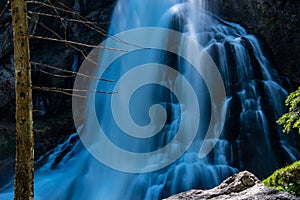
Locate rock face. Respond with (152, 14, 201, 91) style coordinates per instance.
(1, 0, 298, 120)
(0, 0, 116, 187)
(0, 56, 14, 119)
(165, 171, 298, 200)
(0, 0, 116, 120)
(0, 125, 15, 188)
(0, 0, 298, 189)
(219, 0, 300, 84)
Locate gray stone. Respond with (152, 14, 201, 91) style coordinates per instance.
(165, 171, 298, 200)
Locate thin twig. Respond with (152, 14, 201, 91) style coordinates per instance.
(31, 61, 113, 82)
(35, 69, 75, 78)
(55, 0, 109, 35)
(27, 16, 100, 66)
(28, 16, 62, 39)
(0, 0, 10, 17)
(29, 35, 128, 52)
(26, 1, 79, 15)
(46, 0, 68, 42)
(28, 11, 109, 25)
(32, 85, 87, 98)
(27, 1, 142, 49)
(32, 86, 117, 94)
(51, 0, 141, 49)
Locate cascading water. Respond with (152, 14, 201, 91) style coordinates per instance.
(1, 0, 300, 199)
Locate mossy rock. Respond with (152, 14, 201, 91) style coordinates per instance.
(263, 160, 300, 196)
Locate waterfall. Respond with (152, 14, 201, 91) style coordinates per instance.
(1, 0, 300, 199)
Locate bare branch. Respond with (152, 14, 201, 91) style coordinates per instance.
(27, 16, 101, 66)
(46, 0, 68, 41)
(26, 1, 80, 15)
(28, 11, 109, 25)
(0, 0, 10, 17)
(28, 15, 62, 39)
(27, 1, 141, 50)
(31, 61, 113, 82)
(29, 35, 128, 52)
(35, 69, 75, 78)
(33, 109, 45, 113)
(32, 86, 117, 96)
(56, 0, 110, 27)
(32, 86, 87, 98)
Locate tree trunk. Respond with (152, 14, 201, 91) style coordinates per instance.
(11, 0, 34, 199)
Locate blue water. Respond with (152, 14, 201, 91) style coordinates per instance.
(1, 0, 299, 199)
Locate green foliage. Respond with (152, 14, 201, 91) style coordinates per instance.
(277, 86, 300, 133)
(263, 160, 300, 196)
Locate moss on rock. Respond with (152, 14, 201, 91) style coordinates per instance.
(263, 160, 300, 196)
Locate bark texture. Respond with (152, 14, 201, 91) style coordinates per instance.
(11, 0, 34, 199)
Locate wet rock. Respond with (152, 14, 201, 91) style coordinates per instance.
(0, 0, 115, 187)
(0, 125, 15, 187)
(219, 0, 300, 85)
(0, 57, 15, 119)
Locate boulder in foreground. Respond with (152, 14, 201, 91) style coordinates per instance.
(165, 171, 298, 200)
